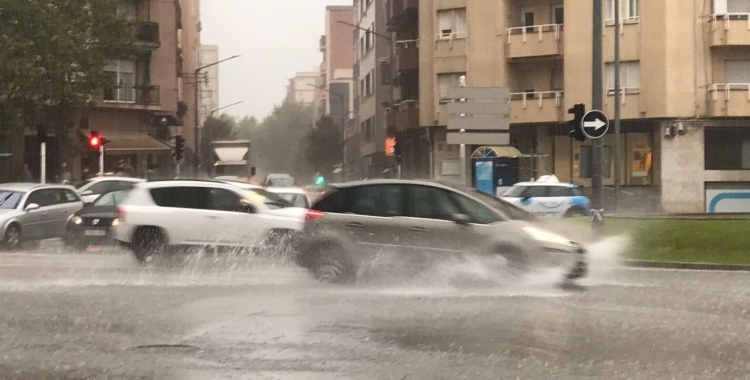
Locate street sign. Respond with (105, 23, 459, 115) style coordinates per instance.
(581, 110, 609, 139)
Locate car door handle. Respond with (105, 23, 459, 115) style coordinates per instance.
(408, 227, 426, 233)
(345, 222, 364, 228)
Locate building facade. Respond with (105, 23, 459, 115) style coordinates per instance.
(200, 44, 220, 117)
(287, 71, 319, 105)
(353, 0, 393, 178)
(410, 0, 750, 213)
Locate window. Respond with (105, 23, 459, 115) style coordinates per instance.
(521, 7, 535, 27)
(448, 192, 502, 224)
(552, 5, 564, 24)
(360, 79, 365, 101)
(365, 23, 375, 52)
(705, 127, 750, 170)
(93, 190, 128, 206)
(0, 191, 24, 210)
(521, 186, 548, 198)
(727, 0, 750, 13)
(313, 187, 349, 213)
(208, 188, 244, 212)
(62, 189, 80, 203)
(578, 145, 613, 179)
(606, 61, 640, 91)
(25, 189, 64, 208)
(725, 61, 750, 83)
(362, 117, 374, 141)
(437, 8, 467, 39)
(275, 193, 310, 208)
(150, 187, 209, 209)
(552, 66, 565, 91)
(548, 186, 583, 197)
(104, 60, 136, 102)
(437, 72, 466, 101)
(360, 36, 366, 57)
(244, 188, 289, 209)
(606, 0, 639, 20)
(408, 185, 461, 221)
(364, 72, 373, 97)
(348, 185, 406, 217)
(441, 182, 532, 222)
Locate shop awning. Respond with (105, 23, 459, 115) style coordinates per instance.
(81, 131, 171, 152)
(471, 146, 523, 158)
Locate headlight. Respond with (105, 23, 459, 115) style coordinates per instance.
(111, 219, 119, 226)
(72, 216, 83, 225)
(522, 226, 572, 246)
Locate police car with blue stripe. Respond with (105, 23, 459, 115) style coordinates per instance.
(500, 175, 590, 219)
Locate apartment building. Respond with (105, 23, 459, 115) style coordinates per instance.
(387, 0, 421, 178)
(66, 0, 199, 180)
(314, 6, 356, 179)
(353, 0, 393, 178)
(287, 71, 319, 105)
(415, 0, 750, 213)
(200, 44, 220, 116)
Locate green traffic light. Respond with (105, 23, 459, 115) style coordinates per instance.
(315, 176, 325, 186)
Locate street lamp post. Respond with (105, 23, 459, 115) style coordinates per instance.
(193, 55, 240, 175)
(309, 84, 347, 180)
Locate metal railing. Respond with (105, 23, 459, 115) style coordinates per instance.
(711, 12, 750, 30)
(709, 83, 750, 101)
(507, 24, 562, 43)
(605, 87, 639, 104)
(103, 84, 160, 105)
(509, 91, 564, 108)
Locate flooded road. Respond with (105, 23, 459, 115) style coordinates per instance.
(0, 245, 749, 380)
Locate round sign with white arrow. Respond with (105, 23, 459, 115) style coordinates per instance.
(581, 110, 610, 140)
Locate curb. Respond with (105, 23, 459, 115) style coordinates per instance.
(623, 260, 750, 272)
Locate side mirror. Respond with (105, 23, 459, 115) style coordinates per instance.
(25, 203, 40, 212)
(449, 213, 472, 226)
(251, 166, 257, 176)
(80, 190, 94, 196)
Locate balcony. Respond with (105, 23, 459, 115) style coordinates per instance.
(389, 0, 418, 35)
(393, 100, 419, 131)
(708, 83, 750, 117)
(99, 84, 161, 110)
(509, 91, 564, 123)
(506, 24, 564, 60)
(136, 22, 160, 49)
(395, 40, 419, 72)
(709, 14, 750, 47)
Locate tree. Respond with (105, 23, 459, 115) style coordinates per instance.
(0, 0, 139, 148)
(306, 115, 344, 174)
(234, 116, 259, 140)
(201, 113, 237, 165)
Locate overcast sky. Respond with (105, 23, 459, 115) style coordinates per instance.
(201, 0, 351, 120)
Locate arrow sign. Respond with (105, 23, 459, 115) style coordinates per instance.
(581, 110, 610, 139)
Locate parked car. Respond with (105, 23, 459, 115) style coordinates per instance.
(500, 175, 590, 219)
(266, 187, 311, 209)
(77, 177, 145, 203)
(64, 189, 130, 251)
(0, 183, 84, 249)
(263, 173, 295, 187)
(295, 179, 587, 284)
(304, 185, 327, 202)
(114, 180, 308, 262)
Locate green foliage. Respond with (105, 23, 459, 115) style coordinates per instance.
(0, 0, 138, 137)
(306, 115, 344, 174)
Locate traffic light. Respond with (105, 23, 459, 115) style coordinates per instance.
(568, 103, 586, 142)
(315, 173, 325, 186)
(87, 131, 102, 151)
(173, 135, 185, 161)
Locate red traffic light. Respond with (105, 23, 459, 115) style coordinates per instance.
(88, 132, 102, 150)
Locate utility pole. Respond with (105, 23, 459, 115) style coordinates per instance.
(613, 0, 622, 211)
(37, 125, 46, 183)
(458, 75, 467, 185)
(99, 145, 104, 175)
(591, 0, 605, 237)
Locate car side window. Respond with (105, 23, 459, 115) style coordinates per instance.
(62, 189, 80, 203)
(548, 187, 571, 197)
(88, 181, 114, 194)
(25, 190, 45, 208)
(208, 188, 244, 212)
(150, 187, 209, 209)
(448, 192, 502, 225)
(408, 185, 461, 221)
(522, 186, 547, 198)
(25, 189, 64, 208)
(313, 188, 348, 213)
(347, 185, 405, 217)
(112, 181, 136, 191)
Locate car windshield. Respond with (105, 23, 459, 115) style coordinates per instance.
(0, 191, 24, 210)
(274, 193, 309, 208)
(244, 188, 292, 209)
(502, 185, 527, 197)
(440, 182, 535, 221)
(77, 179, 94, 189)
(92, 190, 129, 206)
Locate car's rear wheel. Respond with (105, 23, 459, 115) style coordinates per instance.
(3, 224, 21, 250)
(310, 247, 354, 284)
(131, 227, 167, 263)
(564, 207, 588, 218)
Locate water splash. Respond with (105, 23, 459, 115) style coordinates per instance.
(578, 234, 630, 287)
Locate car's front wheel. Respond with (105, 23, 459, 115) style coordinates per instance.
(131, 227, 168, 263)
(310, 247, 354, 284)
(3, 224, 21, 250)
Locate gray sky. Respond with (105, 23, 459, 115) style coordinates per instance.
(201, 0, 351, 120)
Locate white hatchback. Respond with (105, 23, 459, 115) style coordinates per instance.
(114, 180, 307, 262)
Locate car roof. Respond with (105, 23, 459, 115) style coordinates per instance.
(266, 187, 306, 194)
(135, 179, 243, 189)
(0, 183, 76, 192)
(220, 180, 262, 189)
(512, 182, 577, 187)
(327, 179, 466, 191)
(86, 176, 145, 183)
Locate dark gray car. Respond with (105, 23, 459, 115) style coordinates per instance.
(295, 179, 587, 284)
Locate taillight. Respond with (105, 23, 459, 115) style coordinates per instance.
(115, 206, 126, 223)
(305, 209, 324, 222)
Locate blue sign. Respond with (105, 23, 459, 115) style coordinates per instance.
(474, 160, 494, 195)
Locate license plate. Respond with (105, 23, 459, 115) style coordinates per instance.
(84, 230, 107, 237)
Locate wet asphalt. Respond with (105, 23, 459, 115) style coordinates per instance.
(0, 242, 749, 380)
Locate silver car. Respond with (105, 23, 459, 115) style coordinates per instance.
(0, 183, 84, 249)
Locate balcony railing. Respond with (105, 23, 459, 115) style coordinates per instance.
(509, 91, 563, 123)
(506, 24, 563, 59)
(395, 39, 419, 72)
(136, 22, 160, 46)
(708, 83, 750, 116)
(103, 84, 160, 105)
(710, 13, 750, 46)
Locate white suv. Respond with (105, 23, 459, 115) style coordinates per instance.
(114, 180, 307, 262)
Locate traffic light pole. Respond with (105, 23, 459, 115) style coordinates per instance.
(591, 0, 605, 238)
(40, 142, 46, 183)
(99, 146, 104, 175)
